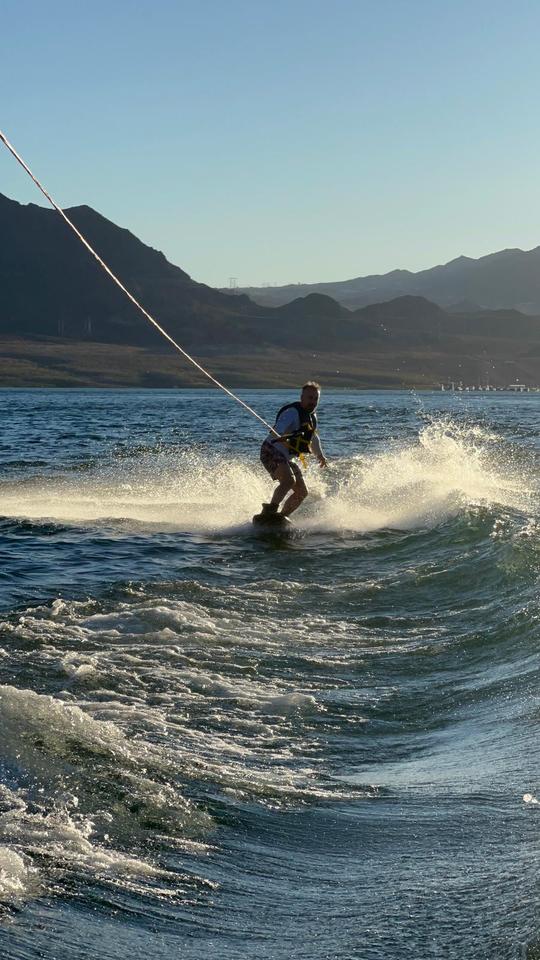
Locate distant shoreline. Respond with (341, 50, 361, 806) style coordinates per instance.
(1, 337, 537, 392)
(1, 386, 539, 394)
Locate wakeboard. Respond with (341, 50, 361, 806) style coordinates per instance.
(252, 511, 293, 530)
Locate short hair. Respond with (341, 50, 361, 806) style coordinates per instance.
(302, 381, 321, 392)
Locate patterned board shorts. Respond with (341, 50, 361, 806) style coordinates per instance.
(260, 440, 302, 481)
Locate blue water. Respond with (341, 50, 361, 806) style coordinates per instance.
(0, 388, 539, 959)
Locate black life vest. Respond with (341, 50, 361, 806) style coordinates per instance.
(272, 402, 317, 456)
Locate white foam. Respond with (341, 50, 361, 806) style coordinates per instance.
(0, 847, 39, 903)
(0, 683, 214, 905)
(263, 692, 318, 715)
(0, 583, 362, 814)
(0, 684, 210, 825)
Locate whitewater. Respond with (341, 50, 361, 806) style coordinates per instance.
(0, 387, 539, 960)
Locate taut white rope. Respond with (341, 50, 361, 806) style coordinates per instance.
(0, 128, 276, 435)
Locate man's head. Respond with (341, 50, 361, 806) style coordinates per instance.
(300, 381, 321, 412)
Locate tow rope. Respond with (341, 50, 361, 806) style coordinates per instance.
(0, 127, 278, 436)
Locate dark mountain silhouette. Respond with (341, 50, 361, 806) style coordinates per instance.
(275, 293, 348, 320)
(2, 192, 540, 387)
(228, 246, 540, 314)
(0, 192, 256, 346)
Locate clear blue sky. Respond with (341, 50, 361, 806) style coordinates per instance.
(2, 0, 540, 287)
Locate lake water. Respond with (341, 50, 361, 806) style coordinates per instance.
(0, 388, 539, 959)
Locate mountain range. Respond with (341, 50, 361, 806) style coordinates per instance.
(1, 191, 540, 388)
(226, 247, 540, 314)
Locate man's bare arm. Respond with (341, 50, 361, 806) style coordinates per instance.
(311, 433, 328, 467)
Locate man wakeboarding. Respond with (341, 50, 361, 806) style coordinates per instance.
(254, 381, 328, 525)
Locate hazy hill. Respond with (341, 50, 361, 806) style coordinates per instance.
(228, 246, 540, 313)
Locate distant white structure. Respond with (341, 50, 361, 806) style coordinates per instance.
(440, 380, 538, 392)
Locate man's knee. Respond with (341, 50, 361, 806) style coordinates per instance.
(275, 465, 295, 491)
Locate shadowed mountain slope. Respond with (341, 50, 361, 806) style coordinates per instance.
(0, 192, 254, 345)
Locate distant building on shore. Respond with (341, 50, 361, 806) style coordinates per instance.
(440, 381, 537, 393)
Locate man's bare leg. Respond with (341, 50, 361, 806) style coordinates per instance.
(280, 476, 308, 517)
(270, 462, 295, 508)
